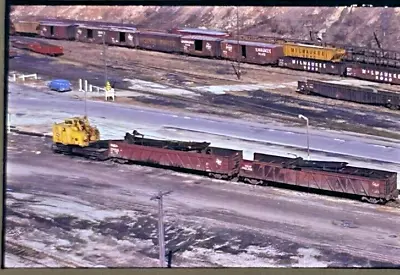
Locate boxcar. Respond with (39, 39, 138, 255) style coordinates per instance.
(136, 31, 182, 53)
(346, 63, 400, 85)
(283, 42, 346, 62)
(103, 26, 137, 47)
(180, 35, 222, 58)
(39, 21, 78, 40)
(239, 153, 398, 203)
(13, 21, 40, 36)
(108, 140, 243, 179)
(75, 25, 108, 44)
(278, 57, 346, 76)
(171, 27, 230, 38)
(221, 40, 283, 65)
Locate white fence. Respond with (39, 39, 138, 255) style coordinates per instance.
(9, 73, 38, 82)
(79, 79, 115, 101)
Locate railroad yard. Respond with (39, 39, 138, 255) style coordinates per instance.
(5, 13, 400, 268)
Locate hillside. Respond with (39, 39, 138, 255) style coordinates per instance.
(10, 5, 400, 51)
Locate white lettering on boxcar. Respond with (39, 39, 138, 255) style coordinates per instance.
(216, 159, 222, 166)
(77, 29, 82, 35)
(226, 44, 233, 51)
(181, 40, 195, 44)
(42, 27, 47, 32)
(206, 42, 212, 51)
(128, 34, 133, 41)
(255, 48, 272, 54)
(242, 164, 253, 171)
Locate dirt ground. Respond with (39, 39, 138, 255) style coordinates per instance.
(9, 37, 400, 140)
(5, 133, 400, 267)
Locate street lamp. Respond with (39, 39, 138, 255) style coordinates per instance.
(298, 114, 310, 160)
(151, 190, 173, 268)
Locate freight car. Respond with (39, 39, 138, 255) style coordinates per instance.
(278, 57, 347, 76)
(51, 117, 399, 204)
(136, 31, 182, 53)
(12, 20, 40, 36)
(11, 38, 64, 56)
(39, 21, 78, 40)
(283, 42, 346, 62)
(346, 63, 400, 86)
(240, 153, 398, 204)
(181, 35, 222, 58)
(221, 40, 284, 65)
(297, 79, 400, 110)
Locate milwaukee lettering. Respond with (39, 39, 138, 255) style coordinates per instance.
(255, 48, 272, 54)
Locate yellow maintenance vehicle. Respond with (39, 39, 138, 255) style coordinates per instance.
(51, 116, 108, 160)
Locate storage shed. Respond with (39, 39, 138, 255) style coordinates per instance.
(221, 40, 284, 65)
(180, 35, 222, 58)
(39, 21, 78, 40)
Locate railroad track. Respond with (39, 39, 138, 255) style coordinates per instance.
(6, 239, 83, 268)
(7, 129, 400, 209)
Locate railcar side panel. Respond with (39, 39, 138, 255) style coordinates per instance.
(278, 57, 346, 76)
(137, 32, 182, 53)
(108, 141, 242, 177)
(181, 35, 222, 58)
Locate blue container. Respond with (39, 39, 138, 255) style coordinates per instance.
(48, 79, 72, 92)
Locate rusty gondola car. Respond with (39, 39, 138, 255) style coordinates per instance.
(239, 153, 398, 204)
(11, 38, 64, 56)
(108, 133, 243, 180)
(297, 79, 400, 110)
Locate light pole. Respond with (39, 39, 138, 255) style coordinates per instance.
(298, 114, 310, 160)
(150, 190, 173, 268)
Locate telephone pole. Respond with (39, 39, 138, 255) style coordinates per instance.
(102, 33, 108, 86)
(150, 190, 173, 268)
(236, 6, 241, 80)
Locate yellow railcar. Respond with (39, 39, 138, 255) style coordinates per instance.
(283, 42, 346, 62)
(13, 20, 41, 36)
(52, 116, 100, 147)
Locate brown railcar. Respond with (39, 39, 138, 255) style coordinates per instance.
(239, 153, 398, 203)
(108, 140, 243, 179)
(346, 63, 400, 85)
(221, 40, 283, 65)
(181, 35, 222, 58)
(278, 57, 346, 76)
(39, 21, 78, 40)
(136, 31, 182, 53)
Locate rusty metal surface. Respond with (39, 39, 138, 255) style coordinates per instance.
(239, 154, 398, 200)
(75, 26, 106, 44)
(302, 79, 400, 109)
(346, 63, 400, 85)
(13, 21, 40, 35)
(11, 38, 63, 56)
(278, 57, 346, 76)
(221, 40, 283, 65)
(137, 31, 182, 53)
(108, 140, 242, 177)
(39, 22, 77, 40)
(104, 30, 137, 47)
(181, 35, 222, 58)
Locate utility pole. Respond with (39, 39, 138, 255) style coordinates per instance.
(236, 6, 241, 80)
(103, 33, 108, 86)
(150, 190, 173, 268)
